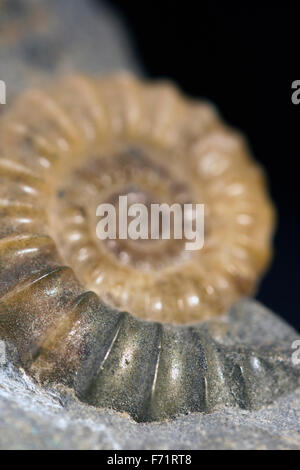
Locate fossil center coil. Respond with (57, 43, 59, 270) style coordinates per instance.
(0, 74, 275, 324)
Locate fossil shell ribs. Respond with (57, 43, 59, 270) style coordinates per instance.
(0, 74, 286, 423)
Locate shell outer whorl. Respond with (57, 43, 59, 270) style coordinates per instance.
(0, 74, 296, 423)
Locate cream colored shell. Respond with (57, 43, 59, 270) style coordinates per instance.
(0, 74, 275, 324)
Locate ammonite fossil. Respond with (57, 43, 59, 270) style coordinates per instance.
(0, 74, 298, 422)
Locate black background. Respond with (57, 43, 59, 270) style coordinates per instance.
(101, 2, 300, 330)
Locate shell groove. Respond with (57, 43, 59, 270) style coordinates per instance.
(0, 74, 296, 422)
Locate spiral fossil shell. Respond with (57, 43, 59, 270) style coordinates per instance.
(0, 73, 295, 423)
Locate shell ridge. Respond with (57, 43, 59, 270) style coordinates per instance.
(193, 327, 238, 411)
(28, 90, 80, 141)
(0, 265, 69, 303)
(93, 311, 127, 376)
(79, 311, 128, 400)
(149, 323, 163, 401)
(29, 291, 100, 377)
(69, 76, 109, 130)
(0, 234, 54, 252)
(1, 119, 59, 160)
(16, 90, 81, 151)
(0, 157, 43, 180)
(0, 233, 49, 247)
(0, 199, 42, 210)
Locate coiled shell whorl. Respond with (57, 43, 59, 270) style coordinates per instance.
(0, 74, 294, 423)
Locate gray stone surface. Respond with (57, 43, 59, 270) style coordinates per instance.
(0, 300, 300, 450)
(0, 0, 141, 99)
(0, 362, 300, 450)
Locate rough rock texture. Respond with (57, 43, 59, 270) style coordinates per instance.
(0, 300, 299, 450)
(0, 363, 300, 450)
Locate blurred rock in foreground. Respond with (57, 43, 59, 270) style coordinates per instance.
(0, 0, 140, 99)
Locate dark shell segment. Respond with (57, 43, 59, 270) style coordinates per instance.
(0, 232, 299, 422)
(2, 280, 298, 423)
